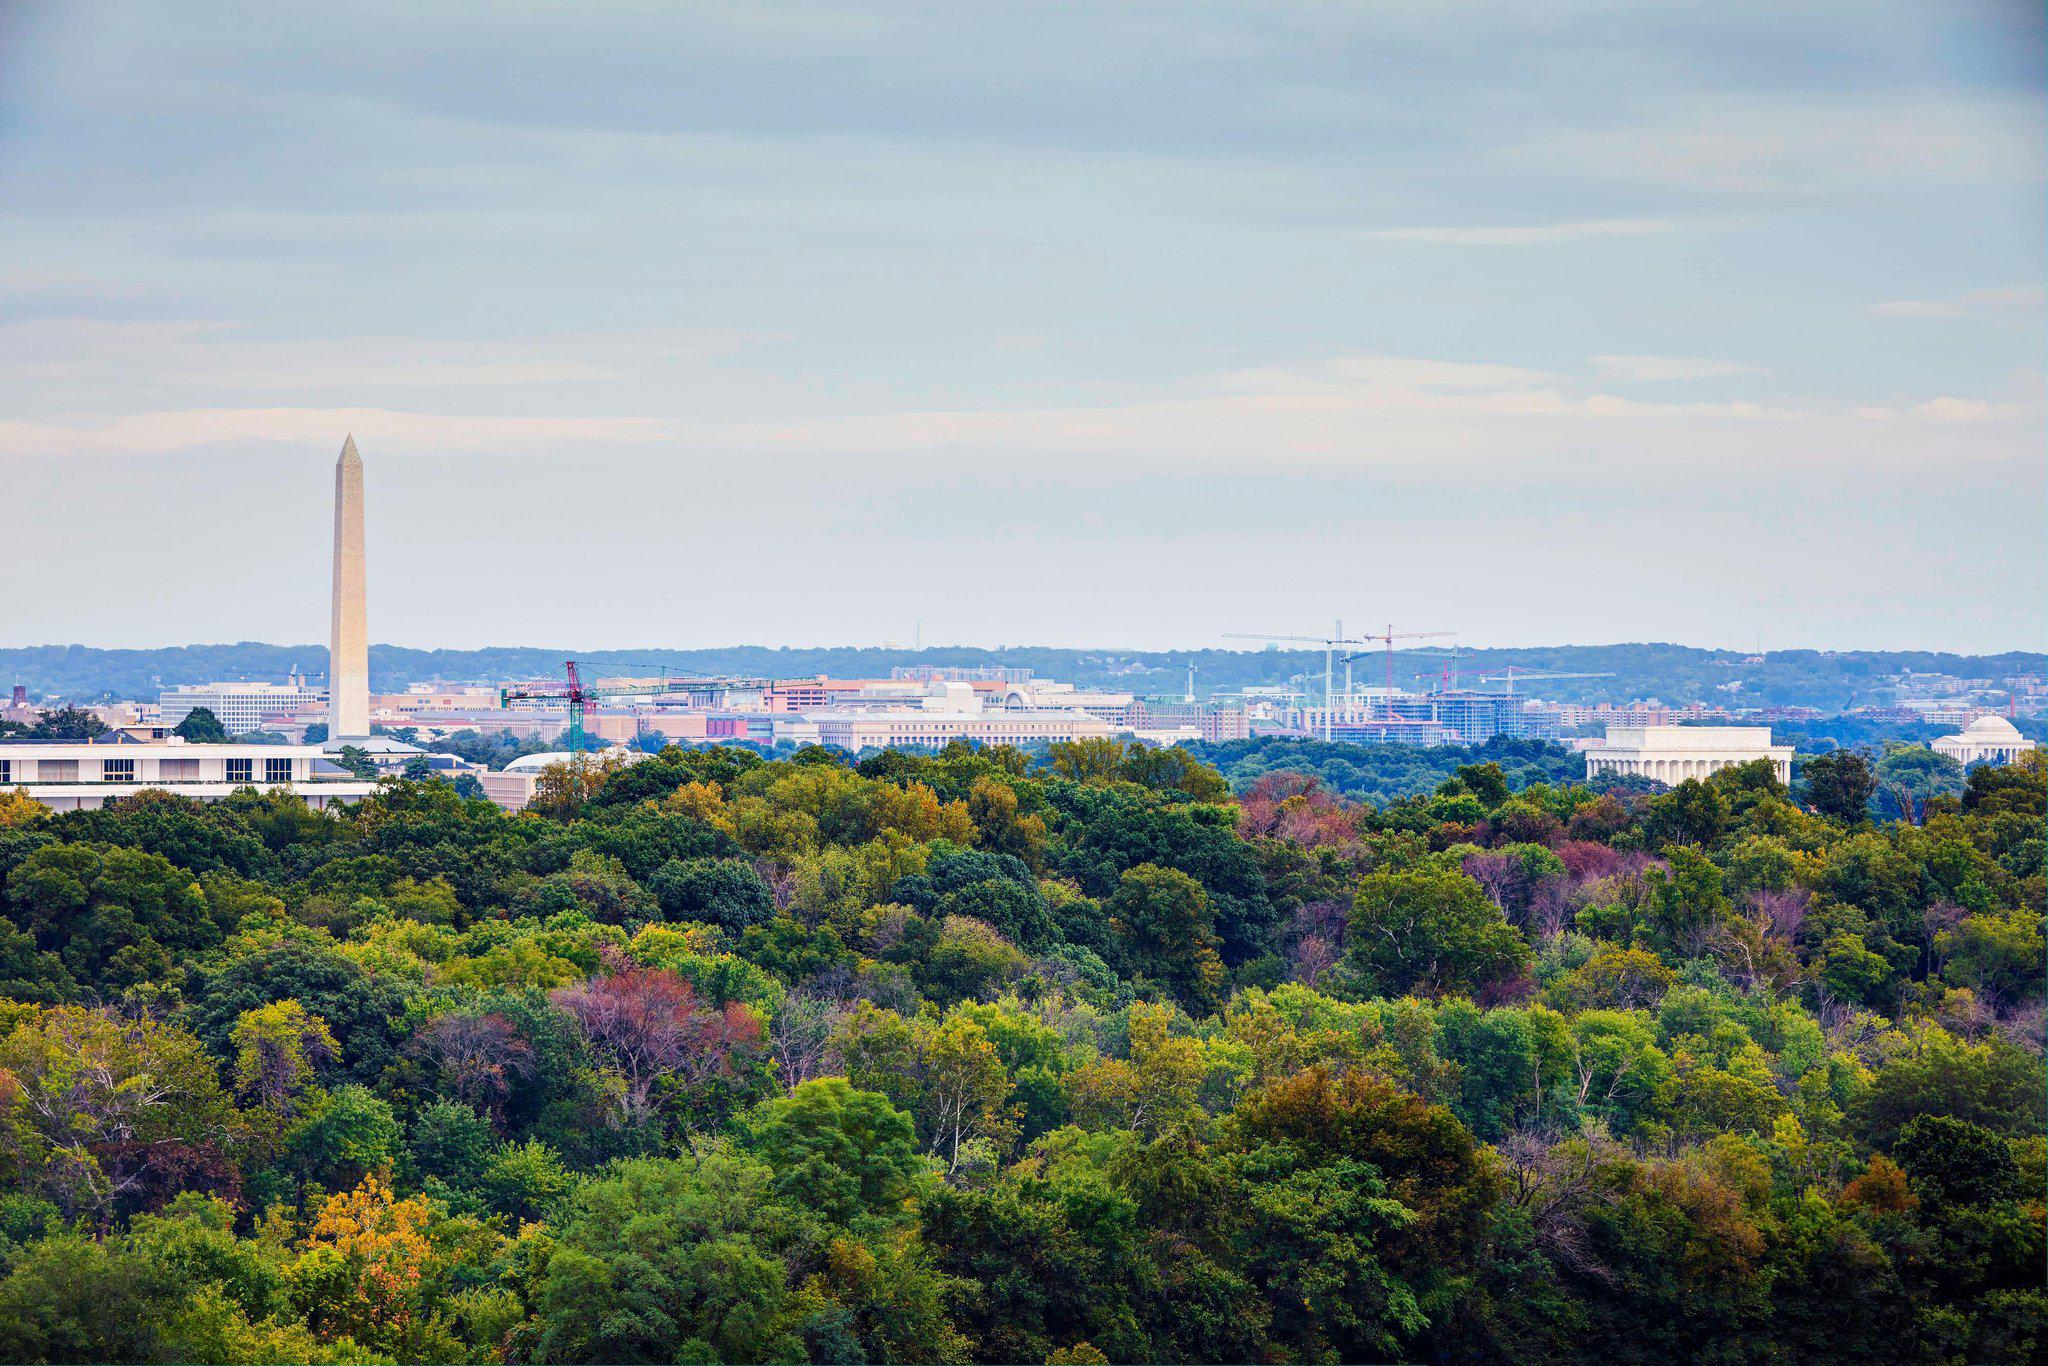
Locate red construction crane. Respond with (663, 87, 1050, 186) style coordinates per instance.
(501, 662, 768, 764)
(1354, 625, 1456, 719)
(501, 660, 600, 762)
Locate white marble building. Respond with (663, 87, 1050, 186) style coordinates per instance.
(0, 738, 378, 812)
(1932, 715, 2037, 767)
(1583, 725, 1793, 787)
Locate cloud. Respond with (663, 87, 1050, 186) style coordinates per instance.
(1528, 94, 2041, 196)
(1363, 218, 1679, 245)
(0, 318, 779, 405)
(677, 351, 2034, 478)
(0, 407, 668, 459)
(1863, 286, 2047, 320)
(1591, 355, 1764, 383)
(7, 348, 2033, 479)
(1906, 397, 2020, 424)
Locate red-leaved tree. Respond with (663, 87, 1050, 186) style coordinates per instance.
(551, 953, 762, 1124)
(411, 1011, 534, 1119)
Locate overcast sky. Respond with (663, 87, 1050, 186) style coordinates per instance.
(1, 1, 2041, 654)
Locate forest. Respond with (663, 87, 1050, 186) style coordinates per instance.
(0, 738, 2038, 1364)
(1182, 736, 1585, 803)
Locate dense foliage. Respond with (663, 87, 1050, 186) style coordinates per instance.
(1185, 736, 1583, 802)
(0, 738, 2039, 1363)
(5, 642, 2044, 710)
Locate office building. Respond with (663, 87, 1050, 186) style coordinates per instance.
(161, 676, 324, 735)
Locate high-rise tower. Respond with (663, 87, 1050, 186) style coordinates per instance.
(328, 435, 370, 741)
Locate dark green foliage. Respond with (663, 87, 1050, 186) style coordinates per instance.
(648, 857, 774, 929)
(1187, 735, 1581, 803)
(3, 842, 227, 989)
(1342, 866, 1529, 998)
(181, 934, 415, 1082)
(742, 1079, 921, 1225)
(1800, 748, 1878, 822)
(171, 707, 229, 743)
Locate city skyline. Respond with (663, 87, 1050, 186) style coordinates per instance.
(2, 2, 2042, 654)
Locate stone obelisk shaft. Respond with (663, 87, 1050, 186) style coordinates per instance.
(329, 435, 370, 740)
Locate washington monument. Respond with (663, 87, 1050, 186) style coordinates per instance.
(329, 435, 370, 741)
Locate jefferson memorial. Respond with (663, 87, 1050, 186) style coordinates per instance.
(1932, 715, 2037, 767)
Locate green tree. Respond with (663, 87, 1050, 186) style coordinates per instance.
(283, 1084, 401, 1191)
(229, 999, 338, 1113)
(1644, 779, 1731, 847)
(743, 1078, 922, 1225)
(172, 707, 230, 743)
(1874, 743, 1962, 824)
(646, 857, 774, 930)
(1107, 864, 1225, 1012)
(332, 746, 378, 780)
(0, 1007, 242, 1224)
(403, 1101, 497, 1194)
(0, 1234, 192, 1362)
(23, 706, 108, 740)
(4, 842, 224, 990)
(1892, 1114, 2022, 1207)
(1960, 749, 2046, 818)
(1800, 749, 1877, 822)
(528, 1150, 806, 1364)
(1342, 867, 1530, 998)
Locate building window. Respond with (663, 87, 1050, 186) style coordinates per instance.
(265, 758, 293, 783)
(102, 759, 135, 782)
(0, 760, 9, 784)
(226, 759, 253, 783)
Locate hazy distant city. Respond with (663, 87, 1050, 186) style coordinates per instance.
(1, 6, 2040, 1364)
(3, 436, 2039, 817)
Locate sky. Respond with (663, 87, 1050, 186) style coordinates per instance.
(0, 0, 2042, 654)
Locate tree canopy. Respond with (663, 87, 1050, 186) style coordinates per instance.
(0, 737, 2037, 1363)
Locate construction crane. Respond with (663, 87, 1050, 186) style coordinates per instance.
(1340, 644, 1459, 714)
(1224, 622, 1369, 741)
(1476, 667, 1616, 696)
(501, 661, 765, 763)
(1351, 625, 1456, 720)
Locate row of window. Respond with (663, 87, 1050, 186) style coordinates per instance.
(93, 758, 294, 783)
(0, 757, 301, 786)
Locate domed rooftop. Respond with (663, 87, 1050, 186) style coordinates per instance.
(1961, 715, 2022, 739)
(502, 747, 644, 773)
(503, 750, 580, 772)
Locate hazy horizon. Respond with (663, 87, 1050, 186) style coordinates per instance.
(3, 2, 2042, 654)
(6, 637, 2043, 664)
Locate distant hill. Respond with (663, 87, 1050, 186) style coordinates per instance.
(2, 641, 2041, 711)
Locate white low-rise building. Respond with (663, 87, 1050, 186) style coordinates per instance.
(1583, 725, 1792, 787)
(1932, 715, 2037, 767)
(0, 738, 378, 811)
(808, 708, 1115, 752)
